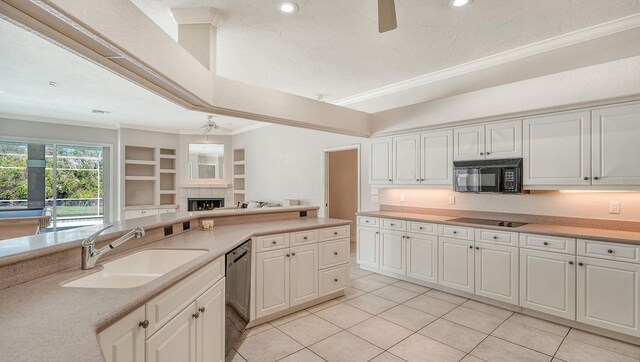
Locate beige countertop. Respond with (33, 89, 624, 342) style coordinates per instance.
(0, 216, 349, 362)
(357, 210, 640, 245)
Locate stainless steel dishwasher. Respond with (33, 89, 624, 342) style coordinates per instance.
(225, 239, 252, 357)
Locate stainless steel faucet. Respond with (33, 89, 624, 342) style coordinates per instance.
(81, 225, 145, 269)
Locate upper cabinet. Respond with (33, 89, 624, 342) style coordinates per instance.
(523, 111, 591, 186)
(370, 138, 393, 184)
(592, 103, 640, 185)
(454, 120, 522, 161)
(421, 130, 453, 185)
(393, 135, 420, 185)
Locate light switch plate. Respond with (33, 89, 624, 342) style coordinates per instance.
(609, 200, 620, 214)
(449, 195, 455, 205)
(400, 194, 405, 202)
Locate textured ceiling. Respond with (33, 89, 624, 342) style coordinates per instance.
(0, 18, 262, 133)
(131, 0, 640, 104)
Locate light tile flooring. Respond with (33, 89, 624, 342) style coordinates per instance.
(229, 245, 640, 362)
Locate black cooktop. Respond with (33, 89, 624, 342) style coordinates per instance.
(450, 218, 528, 228)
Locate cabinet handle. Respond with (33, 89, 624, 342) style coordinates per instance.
(480, 152, 484, 155)
(578, 262, 584, 266)
(493, 236, 498, 240)
(419, 227, 424, 230)
(475, 246, 480, 250)
(365, 220, 369, 223)
(388, 179, 392, 182)
(416, 179, 420, 182)
(334, 278, 339, 282)
(406, 236, 410, 240)
(303, 236, 308, 240)
(286, 253, 290, 257)
(594, 176, 600, 180)
(376, 232, 379, 235)
(568, 261, 574, 265)
(469, 246, 473, 249)
(334, 251, 338, 255)
(608, 249, 613, 254)
(452, 231, 457, 234)
(199, 307, 206, 314)
(390, 223, 395, 226)
(334, 231, 339, 235)
(421, 179, 425, 181)
(272, 240, 277, 244)
(139, 320, 149, 329)
(486, 152, 491, 155)
(543, 242, 549, 246)
(291, 252, 296, 256)
(192, 311, 200, 319)
(583, 177, 589, 180)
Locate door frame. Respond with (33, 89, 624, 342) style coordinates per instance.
(322, 144, 361, 220)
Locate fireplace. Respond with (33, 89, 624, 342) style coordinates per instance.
(187, 198, 225, 211)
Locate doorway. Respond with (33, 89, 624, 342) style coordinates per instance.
(325, 146, 359, 246)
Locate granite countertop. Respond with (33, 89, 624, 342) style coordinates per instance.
(0, 216, 350, 362)
(357, 210, 640, 245)
(0, 206, 319, 265)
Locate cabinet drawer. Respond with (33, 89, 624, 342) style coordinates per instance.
(319, 225, 350, 241)
(381, 218, 406, 231)
(407, 221, 437, 235)
(291, 229, 318, 245)
(319, 265, 348, 296)
(319, 239, 350, 269)
(475, 229, 518, 246)
(578, 239, 640, 263)
(145, 257, 223, 337)
(519, 233, 575, 254)
(158, 208, 176, 214)
(125, 209, 159, 220)
(357, 216, 379, 227)
(256, 233, 290, 252)
(438, 224, 473, 241)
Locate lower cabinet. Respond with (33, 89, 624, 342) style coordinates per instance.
(98, 306, 145, 362)
(474, 242, 518, 305)
(520, 249, 575, 320)
(438, 237, 474, 293)
(357, 226, 379, 268)
(146, 302, 197, 362)
(196, 279, 225, 362)
(577, 256, 640, 337)
(289, 244, 319, 307)
(406, 233, 437, 284)
(255, 249, 290, 318)
(380, 230, 406, 275)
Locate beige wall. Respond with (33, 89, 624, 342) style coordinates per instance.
(379, 188, 640, 221)
(328, 150, 358, 239)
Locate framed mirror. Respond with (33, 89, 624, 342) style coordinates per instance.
(188, 143, 224, 180)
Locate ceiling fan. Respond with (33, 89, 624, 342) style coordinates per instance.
(378, 0, 397, 33)
(200, 115, 219, 134)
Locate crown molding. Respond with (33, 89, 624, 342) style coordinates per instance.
(231, 122, 272, 135)
(0, 112, 119, 130)
(333, 13, 640, 108)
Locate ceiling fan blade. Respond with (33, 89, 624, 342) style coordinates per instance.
(378, 0, 397, 33)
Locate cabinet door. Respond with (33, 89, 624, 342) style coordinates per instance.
(196, 279, 225, 362)
(146, 302, 197, 362)
(99, 306, 145, 362)
(592, 103, 640, 185)
(357, 226, 379, 268)
(485, 120, 522, 159)
(577, 256, 640, 336)
(421, 130, 453, 185)
(520, 249, 575, 320)
(523, 111, 591, 186)
(290, 244, 319, 307)
(380, 230, 406, 275)
(438, 237, 474, 293)
(474, 242, 518, 305)
(255, 249, 290, 319)
(406, 234, 437, 284)
(393, 134, 421, 184)
(370, 138, 393, 184)
(454, 125, 485, 161)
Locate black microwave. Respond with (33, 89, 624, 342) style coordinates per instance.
(453, 158, 523, 193)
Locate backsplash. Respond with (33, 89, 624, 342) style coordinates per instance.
(379, 189, 640, 222)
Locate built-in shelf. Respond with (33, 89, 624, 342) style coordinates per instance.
(233, 161, 245, 166)
(125, 159, 156, 165)
(234, 190, 245, 194)
(160, 169, 177, 173)
(234, 175, 245, 179)
(159, 155, 176, 159)
(160, 190, 177, 194)
(124, 145, 178, 210)
(233, 148, 246, 204)
(125, 176, 157, 181)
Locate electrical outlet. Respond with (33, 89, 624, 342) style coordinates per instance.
(400, 194, 405, 202)
(164, 225, 173, 236)
(449, 195, 455, 205)
(609, 200, 620, 214)
(183, 221, 190, 230)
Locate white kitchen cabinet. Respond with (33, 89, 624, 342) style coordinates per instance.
(146, 302, 197, 362)
(370, 138, 393, 184)
(454, 125, 485, 161)
(592, 103, 640, 185)
(520, 248, 575, 320)
(357, 226, 379, 268)
(523, 111, 591, 186)
(196, 280, 225, 362)
(406, 233, 437, 284)
(289, 244, 318, 307)
(438, 237, 474, 293)
(577, 256, 640, 336)
(393, 134, 421, 184)
(474, 242, 518, 305)
(380, 230, 406, 275)
(420, 130, 453, 185)
(255, 249, 290, 319)
(99, 306, 145, 362)
(125, 209, 159, 220)
(484, 120, 522, 159)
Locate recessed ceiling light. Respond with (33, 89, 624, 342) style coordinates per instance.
(277, 2, 298, 14)
(450, 0, 472, 7)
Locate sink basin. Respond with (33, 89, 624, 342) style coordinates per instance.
(63, 249, 208, 288)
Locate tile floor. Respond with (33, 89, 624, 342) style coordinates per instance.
(228, 244, 640, 362)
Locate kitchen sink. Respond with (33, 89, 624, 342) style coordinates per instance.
(63, 249, 208, 288)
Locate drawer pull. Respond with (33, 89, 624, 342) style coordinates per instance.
(578, 262, 584, 266)
(286, 253, 290, 257)
(390, 223, 395, 226)
(199, 307, 206, 314)
(453, 231, 457, 234)
(303, 236, 308, 240)
(568, 261, 574, 265)
(272, 240, 277, 245)
(493, 236, 497, 240)
(139, 320, 149, 329)
(419, 227, 424, 230)
(334, 231, 339, 235)
(365, 220, 369, 223)
(543, 242, 549, 246)
(334, 278, 339, 282)
(469, 246, 473, 249)
(192, 312, 200, 319)
(291, 252, 296, 256)
(608, 249, 613, 254)
(480, 152, 484, 155)
(583, 177, 589, 180)
(334, 251, 338, 256)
